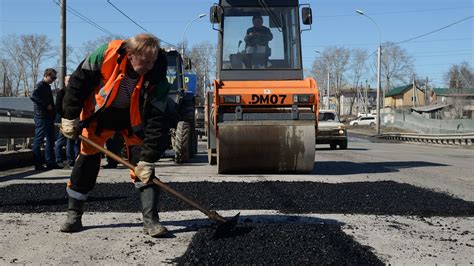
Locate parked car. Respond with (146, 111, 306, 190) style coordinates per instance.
(350, 116, 376, 127)
(316, 110, 348, 149)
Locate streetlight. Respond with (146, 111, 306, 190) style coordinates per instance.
(314, 50, 330, 110)
(181, 13, 206, 56)
(356, 9, 382, 135)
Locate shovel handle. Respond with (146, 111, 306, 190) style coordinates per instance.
(78, 135, 226, 223)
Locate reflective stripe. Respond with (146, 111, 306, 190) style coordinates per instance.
(67, 187, 88, 200)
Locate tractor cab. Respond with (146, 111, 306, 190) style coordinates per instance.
(211, 0, 312, 80)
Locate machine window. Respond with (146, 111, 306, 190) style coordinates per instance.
(221, 7, 301, 70)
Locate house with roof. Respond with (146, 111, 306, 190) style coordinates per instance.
(384, 84, 426, 109)
(430, 88, 474, 119)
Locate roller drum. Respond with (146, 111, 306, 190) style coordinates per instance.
(217, 120, 315, 174)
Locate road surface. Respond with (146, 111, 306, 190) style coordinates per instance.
(0, 135, 473, 264)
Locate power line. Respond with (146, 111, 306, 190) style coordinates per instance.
(52, 0, 114, 35)
(316, 6, 474, 19)
(106, 0, 178, 49)
(106, 0, 148, 32)
(396, 15, 474, 44)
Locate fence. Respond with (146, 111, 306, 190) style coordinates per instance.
(382, 110, 474, 134)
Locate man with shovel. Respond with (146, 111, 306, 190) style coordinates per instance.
(60, 33, 173, 237)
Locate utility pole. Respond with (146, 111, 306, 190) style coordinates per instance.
(412, 74, 416, 107)
(365, 80, 368, 113)
(425, 77, 429, 105)
(59, 0, 66, 90)
(326, 71, 330, 109)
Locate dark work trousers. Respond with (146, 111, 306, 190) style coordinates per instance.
(67, 108, 142, 197)
(32, 117, 56, 166)
(105, 132, 125, 166)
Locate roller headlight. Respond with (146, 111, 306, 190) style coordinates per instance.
(293, 94, 313, 103)
(221, 95, 241, 104)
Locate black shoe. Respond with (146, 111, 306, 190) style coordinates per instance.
(34, 165, 47, 171)
(46, 163, 62, 170)
(102, 163, 117, 169)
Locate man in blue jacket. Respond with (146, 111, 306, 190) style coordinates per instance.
(30, 68, 61, 170)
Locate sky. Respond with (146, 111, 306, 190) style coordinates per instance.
(0, 0, 473, 88)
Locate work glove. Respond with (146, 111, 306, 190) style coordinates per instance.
(60, 118, 80, 139)
(135, 161, 155, 184)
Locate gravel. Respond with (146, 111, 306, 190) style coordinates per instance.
(175, 222, 383, 265)
(1, 181, 473, 216)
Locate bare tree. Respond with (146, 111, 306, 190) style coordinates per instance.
(1, 34, 27, 96)
(444, 62, 474, 118)
(20, 34, 55, 95)
(348, 49, 368, 115)
(190, 41, 217, 101)
(315, 47, 351, 115)
(379, 42, 414, 92)
(1, 34, 55, 96)
(0, 58, 13, 96)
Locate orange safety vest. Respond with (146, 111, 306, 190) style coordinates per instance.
(80, 40, 144, 133)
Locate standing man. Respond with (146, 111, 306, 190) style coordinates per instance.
(54, 75, 76, 168)
(31, 68, 61, 170)
(60, 33, 172, 237)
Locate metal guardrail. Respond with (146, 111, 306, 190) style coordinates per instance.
(378, 132, 474, 146)
(0, 121, 36, 151)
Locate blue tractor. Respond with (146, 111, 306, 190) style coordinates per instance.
(165, 49, 198, 163)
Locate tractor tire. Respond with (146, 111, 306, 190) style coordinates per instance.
(174, 121, 190, 164)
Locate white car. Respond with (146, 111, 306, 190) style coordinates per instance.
(350, 116, 376, 127)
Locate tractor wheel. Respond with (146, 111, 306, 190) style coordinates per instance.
(174, 121, 190, 164)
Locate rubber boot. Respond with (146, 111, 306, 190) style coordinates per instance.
(139, 185, 168, 237)
(60, 197, 85, 233)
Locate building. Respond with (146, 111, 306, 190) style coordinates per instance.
(384, 84, 425, 109)
(431, 88, 474, 119)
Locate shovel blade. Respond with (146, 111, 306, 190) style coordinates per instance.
(214, 212, 240, 238)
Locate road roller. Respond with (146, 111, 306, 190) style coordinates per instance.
(207, 0, 318, 174)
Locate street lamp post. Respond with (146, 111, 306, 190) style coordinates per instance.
(181, 13, 206, 56)
(356, 9, 382, 135)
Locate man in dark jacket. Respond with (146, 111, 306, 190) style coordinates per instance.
(54, 75, 77, 167)
(243, 15, 273, 68)
(60, 33, 172, 237)
(31, 68, 61, 170)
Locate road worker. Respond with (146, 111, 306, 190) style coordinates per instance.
(60, 33, 172, 237)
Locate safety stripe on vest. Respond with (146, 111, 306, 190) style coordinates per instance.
(67, 187, 88, 200)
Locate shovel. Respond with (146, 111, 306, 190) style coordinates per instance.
(78, 135, 239, 236)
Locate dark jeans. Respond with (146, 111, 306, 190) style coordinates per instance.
(32, 117, 56, 166)
(105, 132, 124, 166)
(55, 132, 77, 165)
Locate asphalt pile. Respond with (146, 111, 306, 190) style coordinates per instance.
(1, 181, 473, 216)
(175, 222, 383, 265)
